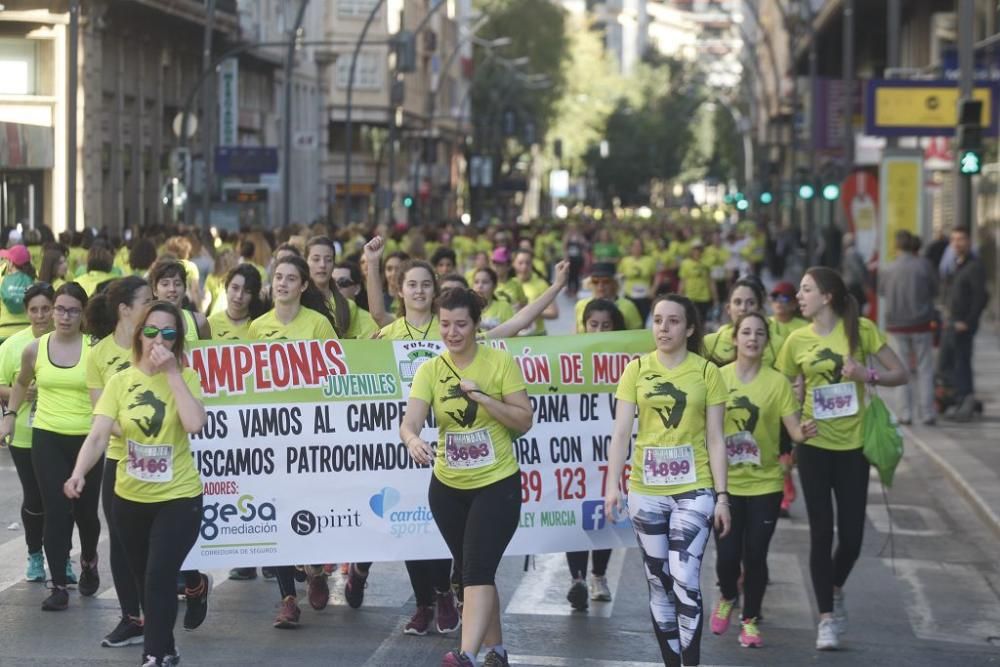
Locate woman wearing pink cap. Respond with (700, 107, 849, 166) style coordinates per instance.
(0, 245, 37, 342)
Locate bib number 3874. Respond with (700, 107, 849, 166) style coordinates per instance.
(643, 445, 697, 486)
(725, 431, 761, 466)
(126, 440, 173, 483)
(812, 382, 859, 420)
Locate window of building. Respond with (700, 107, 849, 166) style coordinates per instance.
(0, 39, 37, 95)
(338, 0, 380, 18)
(336, 52, 383, 90)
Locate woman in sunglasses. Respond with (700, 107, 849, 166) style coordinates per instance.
(332, 261, 368, 310)
(0, 283, 101, 612)
(0, 283, 55, 585)
(85, 277, 153, 647)
(65, 300, 207, 667)
(306, 236, 377, 339)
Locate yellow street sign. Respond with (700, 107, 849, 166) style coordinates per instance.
(873, 86, 992, 129)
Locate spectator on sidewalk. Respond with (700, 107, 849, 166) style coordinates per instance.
(943, 227, 989, 421)
(879, 231, 938, 425)
(841, 233, 869, 312)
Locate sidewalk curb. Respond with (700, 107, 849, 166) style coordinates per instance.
(905, 426, 1000, 541)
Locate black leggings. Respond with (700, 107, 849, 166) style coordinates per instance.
(32, 428, 103, 587)
(348, 559, 452, 608)
(9, 446, 44, 554)
(429, 472, 521, 587)
(114, 494, 201, 661)
(566, 549, 611, 579)
(102, 458, 142, 618)
(714, 492, 782, 620)
(796, 444, 869, 614)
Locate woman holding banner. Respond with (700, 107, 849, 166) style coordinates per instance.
(248, 254, 337, 627)
(65, 300, 207, 667)
(603, 294, 731, 667)
(401, 287, 533, 667)
(710, 311, 816, 649)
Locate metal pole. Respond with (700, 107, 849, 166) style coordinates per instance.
(842, 0, 855, 168)
(199, 0, 216, 231)
(283, 0, 310, 229)
(345, 0, 386, 225)
(957, 0, 975, 232)
(67, 0, 79, 232)
(806, 5, 819, 267)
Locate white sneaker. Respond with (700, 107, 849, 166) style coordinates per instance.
(589, 575, 611, 601)
(816, 618, 839, 650)
(832, 590, 847, 635)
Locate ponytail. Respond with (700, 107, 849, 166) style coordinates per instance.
(84, 276, 149, 339)
(806, 266, 861, 355)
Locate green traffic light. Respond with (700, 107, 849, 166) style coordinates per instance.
(403, 195, 415, 208)
(960, 150, 982, 175)
(822, 184, 840, 201)
(736, 199, 749, 211)
(798, 184, 815, 200)
(759, 192, 773, 205)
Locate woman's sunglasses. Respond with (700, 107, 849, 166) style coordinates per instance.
(336, 277, 356, 289)
(142, 325, 178, 341)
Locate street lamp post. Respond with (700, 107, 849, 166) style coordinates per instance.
(67, 0, 79, 232)
(282, 0, 310, 228)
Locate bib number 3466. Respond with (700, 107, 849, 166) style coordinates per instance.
(126, 440, 173, 483)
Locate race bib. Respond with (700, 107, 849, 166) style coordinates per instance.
(444, 429, 495, 469)
(725, 431, 761, 466)
(630, 284, 650, 298)
(126, 440, 173, 483)
(642, 445, 697, 486)
(812, 382, 859, 420)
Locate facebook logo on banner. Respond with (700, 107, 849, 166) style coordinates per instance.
(581, 500, 606, 531)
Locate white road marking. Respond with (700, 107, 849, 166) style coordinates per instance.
(510, 656, 746, 667)
(505, 550, 625, 618)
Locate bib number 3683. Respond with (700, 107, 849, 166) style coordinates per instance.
(445, 430, 495, 470)
(126, 440, 173, 483)
(812, 382, 859, 420)
(643, 445, 696, 486)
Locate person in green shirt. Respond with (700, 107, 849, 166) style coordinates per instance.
(768, 281, 808, 340)
(710, 311, 817, 649)
(65, 300, 208, 667)
(208, 265, 267, 341)
(775, 267, 908, 651)
(592, 228, 621, 263)
(702, 278, 786, 368)
(618, 238, 657, 323)
(75, 243, 121, 297)
(0, 244, 35, 341)
(306, 236, 376, 340)
(574, 263, 644, 332)
(401, 287, 533, 667)
(490, 247, 525, 309)
(678, 240, 717, 326)
(512, 248, 556, 336)
(472, 267, 514, 333)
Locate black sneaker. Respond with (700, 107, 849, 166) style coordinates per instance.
(79, 557, 100, 597)
(344, 564, 368, 609)
(42, 586, 69, 611)
(567, 578, 588, 611)
(228, 567, 257, 581)
(141, 651, 180, 666)
(102, 616, 144, 647)
(183, 573, 211, 630)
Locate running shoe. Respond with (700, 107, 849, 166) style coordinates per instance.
(832, 590, 847, 634)
(25, 552, 45, 582)
(306, 567, 330, 610)
(183, 573, 211, 630)
(403, 606, 434, 636)
(228, 567, 257, 581)
(739, 618, 762, 648)
(483, 649, 510, 667)
(441, 650, 475, 666)
(435, 590, 461, 634)
(589, 575, 612, 601)
(566, 578, 588, 611)
(344, 564, 367, 609)
(102, 616, 144, 647)
(262, 566, 277, 580)
(710, 598, 735, 635)
(274, 595, 301, 629)
(816, 617, 839, 650)
(41, 585, 69, 611)
(78, 556, 100, 597)
(141, 652, 180, 666)
(65, 560, 78, 585)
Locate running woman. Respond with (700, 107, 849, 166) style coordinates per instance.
(565, 299, 624, 611)
(150, 260, 211, 341)
(207, 265, 267, 342)
(710, 311, 817, 648)
(603, 294, 731, 667)
(248, 255, 337, 627)
(472, 267, 514, 333)
(65, 300, 207, 667)
(775, 267, 908, 650)
(306, 235, 378, 339)
(85, 277, 153, 647)
(0, 283, 54, 583)
(702, 278, 785, 368)
(401, 287, 533, 667)
(0, 283, 101, 611)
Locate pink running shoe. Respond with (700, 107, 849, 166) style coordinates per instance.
(739, 618, 762, 648)
(710, 598, 735, 635)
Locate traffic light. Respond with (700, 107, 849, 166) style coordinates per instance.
(957, 99, 983, 177)
(822, 183, 840, 201)
(395, 31, 417, 72)
(736, 199, 749, 211)
(960, 150, 982, 175)
(798, 183, 815, 200)
(759, 191, 773, 205)
(403, 194, 415, 208)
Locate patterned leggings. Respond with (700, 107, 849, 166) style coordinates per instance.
(628, 489, 715, 667)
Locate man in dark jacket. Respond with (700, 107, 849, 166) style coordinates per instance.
(944, 227, 988, 420)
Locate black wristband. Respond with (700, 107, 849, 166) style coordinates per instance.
(715, 490, 729, 497)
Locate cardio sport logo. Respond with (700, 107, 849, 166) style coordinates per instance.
(370, 487, 435, 538)
(200, 494, 277, 541)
